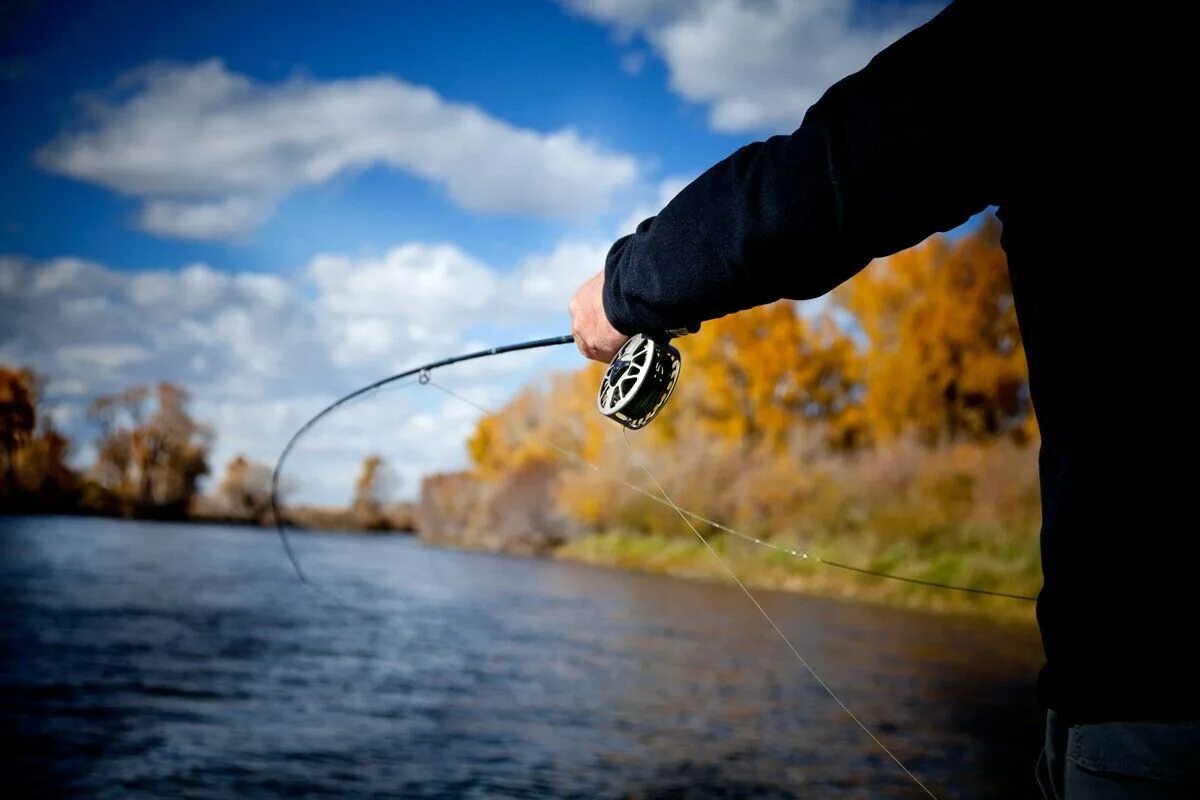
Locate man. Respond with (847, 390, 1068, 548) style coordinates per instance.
(569, 0, 1199, 797)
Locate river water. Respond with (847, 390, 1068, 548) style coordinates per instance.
(0, 517, 1045, 798)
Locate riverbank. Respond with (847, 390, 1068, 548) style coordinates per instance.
(0, 499, 418, 535)
(4, 506, 1038, 622)
(555, 530, 1041, 624)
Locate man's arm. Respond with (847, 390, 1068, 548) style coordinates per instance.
(596, 0, 1021, 343)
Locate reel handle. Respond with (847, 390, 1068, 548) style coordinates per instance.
(643, 324, 698, 346)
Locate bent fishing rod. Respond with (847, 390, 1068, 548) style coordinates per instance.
(269, 332, 1033, 601)
(270, 334, 573, 581)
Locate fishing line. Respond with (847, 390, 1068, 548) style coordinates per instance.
(619, 426, 940, 800)
(335, 373, 941, 795)
(421, 377, 1036, 603)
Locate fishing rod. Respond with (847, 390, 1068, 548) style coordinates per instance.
(269, 330, 687, 582)
(269, 334, 575, 583)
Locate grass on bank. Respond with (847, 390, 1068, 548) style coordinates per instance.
(556, 528, 1041, 624)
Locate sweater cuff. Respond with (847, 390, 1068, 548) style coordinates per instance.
(602, 233, 640, 336)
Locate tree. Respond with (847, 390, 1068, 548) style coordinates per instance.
(467, 367, 602, 479)
(1, 366, 78, 511)
(676, 301, 867, 451)
(0, 366, 39, 488)
(216, 455, 274, 521)
(88, 382, 212, 517)
(835, 216, 1032, 444)
(352, 454, 394, 529)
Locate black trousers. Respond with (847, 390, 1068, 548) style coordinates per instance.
(1036, 711, 1200, 799)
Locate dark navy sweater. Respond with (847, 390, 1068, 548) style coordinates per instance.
(603, 0, 1197, 723)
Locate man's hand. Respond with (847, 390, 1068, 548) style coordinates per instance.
(569, 270, 627, 362)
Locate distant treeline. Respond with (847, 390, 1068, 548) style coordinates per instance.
(0, 371, 412, 532)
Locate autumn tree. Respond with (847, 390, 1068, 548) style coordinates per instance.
(216, 455, 274, 521)
(835, 216, 1031, 445)
(464, 311, 867, 532)
(467, 368, 602, 478)
(89, 382, 212, 517)
(676, 301, 866, 452)
(0, 366, 38, 489)
(352, 454, 394, 529)
(0, 365, 78, 510)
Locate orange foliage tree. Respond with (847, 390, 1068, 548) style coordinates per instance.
(467, 367, 604, 479)
(215, 454, 274, 521)
(88, 382, 211, 517)
(351, 454, 396, 528)
(0, 365, 78, 510)
(835, 216, 1031, 444)
(676, 302, 866, 451)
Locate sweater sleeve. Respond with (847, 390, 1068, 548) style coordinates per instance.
(602, 0, 1019, 335)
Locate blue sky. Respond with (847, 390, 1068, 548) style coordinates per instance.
(0, 0, 946, 504)
(1, 0, 738, 269)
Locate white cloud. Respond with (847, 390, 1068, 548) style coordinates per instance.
(500, 175, 694, 310)
(233, 391, 486, 507)
(0, 231, 616, 504)
(1, 257, 312, 406)
(512, 239, 612, 310)
(58, 343, 151, 371)
(565, 0, 941, 133)
(311, 244, 498, 328)
(38, 59, 640, 240)
(138, 196, 274, 240)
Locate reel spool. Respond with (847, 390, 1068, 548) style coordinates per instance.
(597, 333, 681, 429)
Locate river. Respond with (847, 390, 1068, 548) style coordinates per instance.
(0, 517, 1045, 798)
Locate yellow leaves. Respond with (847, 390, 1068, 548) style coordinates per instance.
(836, 217, 1030, 444)
(0, 365, 40, 449)
(466, 413, 500, 474)
(468, 389, 546, 479)
(86, 381, 211, 511)
(677, 301, 866, 451)
(467, 367, 609, 480)
(1, 365, 78, 507)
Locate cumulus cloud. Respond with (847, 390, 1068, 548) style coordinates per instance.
(1, 257, 316, 404)
(0, 229, 623, 503)
(37, 59, 640, 240)
(137, 196, 275, 241)
(565, 0, 942, 133)
(309, 244, 501, 368)
(511, 239, 613, 310)
(196, 393, 480, 510)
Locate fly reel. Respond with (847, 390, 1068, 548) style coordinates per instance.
(597, 333, 681, 429)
